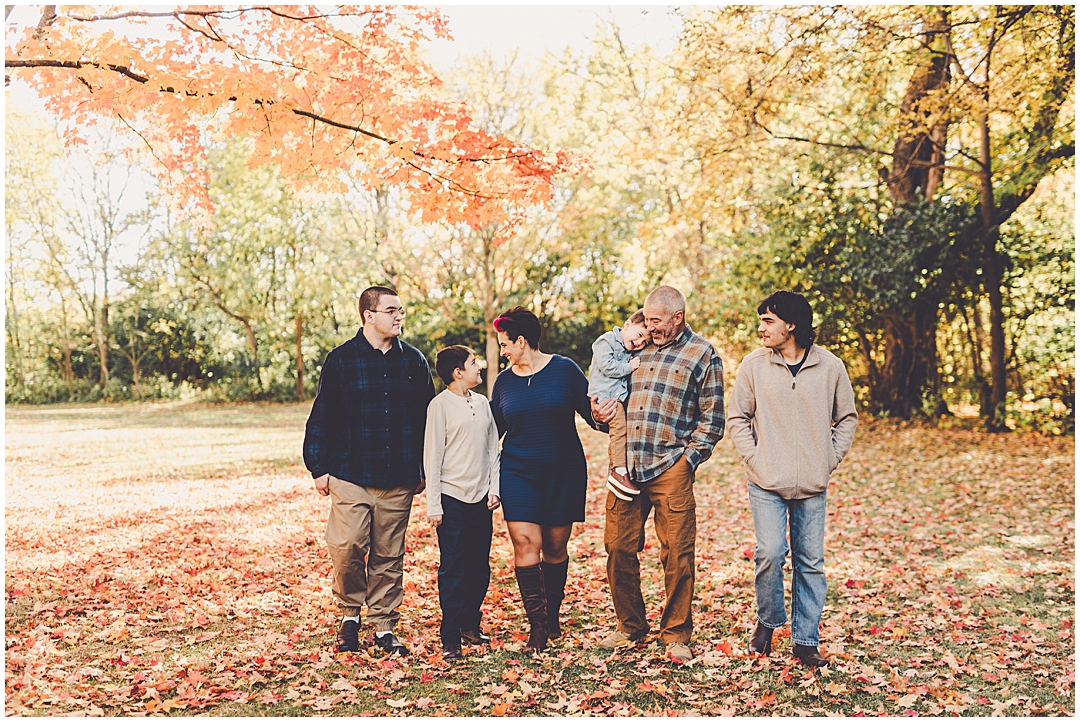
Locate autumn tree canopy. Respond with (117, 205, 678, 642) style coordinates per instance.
(5, 5, 579, 230)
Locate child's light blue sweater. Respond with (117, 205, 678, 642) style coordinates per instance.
(587, 327, 634, 402)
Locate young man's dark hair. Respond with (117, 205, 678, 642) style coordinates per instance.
(358, 286, 399, 321)
(435, 345, 473, 386)
(492, 306, 543, 350)
(757, 291, 816, 349)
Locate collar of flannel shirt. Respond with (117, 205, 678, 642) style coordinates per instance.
(354, 329, 403, 355)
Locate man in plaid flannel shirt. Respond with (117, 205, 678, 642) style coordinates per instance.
(591, 285, 725, 663)
(304, 286, 436, 656)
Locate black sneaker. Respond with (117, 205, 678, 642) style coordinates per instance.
(442, 645, 464, 661)
(460, 628, 490, 645)
(335, 619, 360, 653)
(369, 632, 409, 656)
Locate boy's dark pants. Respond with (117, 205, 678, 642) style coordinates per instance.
(436, 494, 493, 648)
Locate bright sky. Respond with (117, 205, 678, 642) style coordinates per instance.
(427, 5, 683, 71)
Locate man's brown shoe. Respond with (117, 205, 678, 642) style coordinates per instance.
(793, 644, 829, 667)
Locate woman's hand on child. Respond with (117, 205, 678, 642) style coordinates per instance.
(487, 494, 501, 510)
(430, 514, 442, 526)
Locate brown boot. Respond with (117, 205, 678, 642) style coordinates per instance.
(748, 623, 773, 656)
(514, 563, 548, 653)
(793, 644, 829, 667)
(543, 558, 569, 639)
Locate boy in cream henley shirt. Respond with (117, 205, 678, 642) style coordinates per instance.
(423, 345, 501, 659)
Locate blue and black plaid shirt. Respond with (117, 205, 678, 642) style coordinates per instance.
(303, 330, 436, 489)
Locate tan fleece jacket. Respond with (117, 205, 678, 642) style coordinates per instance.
(728, 345, 858, 499)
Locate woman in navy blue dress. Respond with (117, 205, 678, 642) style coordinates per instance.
(490, 307, 596, 653)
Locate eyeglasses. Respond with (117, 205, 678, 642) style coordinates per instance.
(372, 307, 406, 318)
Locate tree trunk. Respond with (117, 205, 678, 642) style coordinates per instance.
(884, 14, 950, 204)
(877, 302, 940, 418)
(854, 326, 879, 399)
(6, 281, 25, 392)
(873, 14, 951, 418)
(205, 284, 259, 364)
(480, 225, 501, 398)
(59, 299, 74, 386)
(295, 312, 305, 402)
(131, 356, 142, 399)
(973, 299, 993, 415)
(242, 320, 258, 363)
(95, 304, 109, 386)
(979, 105, 1008, 431)
(962, 300, 991, 414)
(485, 322, 500, 398)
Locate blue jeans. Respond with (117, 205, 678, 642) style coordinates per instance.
(747, 481, 827, 647)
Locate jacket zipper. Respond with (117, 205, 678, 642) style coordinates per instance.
(792, 373, 799, 497)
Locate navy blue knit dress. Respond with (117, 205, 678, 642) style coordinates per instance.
(490, 355, 596, 526)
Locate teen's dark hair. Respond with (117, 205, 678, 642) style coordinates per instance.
(435, 345, 473, 386)
(758, 291, 817, 348)
(358, 286, 398, 321)
(492, 306, 542, 349)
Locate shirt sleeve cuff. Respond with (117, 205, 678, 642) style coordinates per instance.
(683, 447, 702, 471)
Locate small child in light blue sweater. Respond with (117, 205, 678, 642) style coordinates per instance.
(587, 309, 649, 500)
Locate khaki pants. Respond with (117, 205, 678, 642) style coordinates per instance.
(604, 456, 696, 644)
(325, 477, 414, 632)
(607, 401, 628, 472)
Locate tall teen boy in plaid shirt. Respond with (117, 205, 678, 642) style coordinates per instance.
(591, 285, 725, 664)
(304, 286, 436, 656)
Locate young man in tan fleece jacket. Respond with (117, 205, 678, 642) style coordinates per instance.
(728, 291, 857, 668)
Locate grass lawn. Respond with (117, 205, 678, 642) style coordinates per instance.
(5, 402, 1074, 716)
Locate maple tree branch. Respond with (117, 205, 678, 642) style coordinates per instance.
(174, 14, 226, 45)
(34, 5, 57, 40)
(757, 122, 984, 179)
(67, 7, 351, 23)
(7, 54, 545, 204)
(7, 58, 534, 165)
(289, 108, 391, 145)
(6, 58, 151, 84)
(115, 115, 171, 174)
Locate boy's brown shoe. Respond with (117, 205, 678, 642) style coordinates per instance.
(606, 470, 641, 500)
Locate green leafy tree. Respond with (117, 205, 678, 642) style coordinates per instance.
(676, 5, 1074, 424)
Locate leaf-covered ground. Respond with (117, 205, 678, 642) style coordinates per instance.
(5, 403, 1074, 716)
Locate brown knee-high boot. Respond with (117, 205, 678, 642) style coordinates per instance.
(514, 563, 548, 652)
(543, 558, 569, 639)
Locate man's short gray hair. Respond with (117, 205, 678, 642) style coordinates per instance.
(645, 285, 686, 316)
